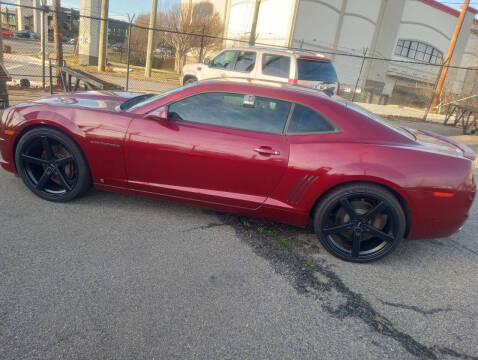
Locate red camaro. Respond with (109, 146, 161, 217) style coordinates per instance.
(0, 81, 476, 262)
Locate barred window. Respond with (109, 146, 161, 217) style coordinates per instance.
(394, 40, 443, 64)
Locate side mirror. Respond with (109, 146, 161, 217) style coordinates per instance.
(145, 105, 168, 121)
(204, 58, 211, 66)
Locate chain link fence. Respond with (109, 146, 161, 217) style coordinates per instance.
(2, 2, 478, 134)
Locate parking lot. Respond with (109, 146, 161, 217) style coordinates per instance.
(1, 118, 477, 359)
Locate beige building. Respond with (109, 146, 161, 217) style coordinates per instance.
(185, 0, 478, 104)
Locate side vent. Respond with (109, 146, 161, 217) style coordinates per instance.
(286, 174, 318, 204)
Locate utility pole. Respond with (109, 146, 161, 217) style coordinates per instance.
(429, 0, 470, 111)
(52, 0, 63, 87)
(249, 0, 261, 46)
(145, 0, 158, 78)
(98, 0, 109, 72)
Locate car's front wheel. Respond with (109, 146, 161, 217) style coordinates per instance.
(15, 127, 91, 202)
(313, 183, 406, 263)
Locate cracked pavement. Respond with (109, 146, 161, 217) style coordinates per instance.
(1, 120, 477, 359)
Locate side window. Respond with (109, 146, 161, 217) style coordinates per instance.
(234, 51, 256, 72)
(262, 54, 291, 78)
(211, 50, 238, 70)
(287, 104, 335, 134)
(168, 92, 291, 134)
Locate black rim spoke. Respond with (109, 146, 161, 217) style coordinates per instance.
(55, 168, 72, 191)
(41, 136, 54, 160)
(54, 156, 74, 166)
(323, 223, 353, 235)
(361, 201, 386, 222)
(340, 198, 358, 220)
(21, 154, 49, 165)
(364, 224, 394, 242)
(35, 170, 51, 190)
(352, 231, 361, 258)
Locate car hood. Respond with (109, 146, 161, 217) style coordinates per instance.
(32, 91, 144, 111)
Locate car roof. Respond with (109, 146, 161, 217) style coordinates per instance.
(227, 46, 332, 62)
(190, 79, 343, 105)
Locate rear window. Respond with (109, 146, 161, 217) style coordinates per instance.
(297, 59, 338, 82)
(287, 104, 335, 134)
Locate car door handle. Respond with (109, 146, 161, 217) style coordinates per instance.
(254, 147, 280, 156)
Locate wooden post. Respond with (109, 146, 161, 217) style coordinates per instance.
(429, 0, 470, 111)
(249, 0, 261, 46)
(98, 0, 109, 72)
(52, 0, 63, 88)
(145, 0, 158, 78)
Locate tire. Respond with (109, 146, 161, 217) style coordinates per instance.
(313, 183, 406, 263)
(15, 127, 91, 202)
(184, 77, 197, 85)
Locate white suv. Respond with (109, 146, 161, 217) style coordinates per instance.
(181, 47, 340, 95)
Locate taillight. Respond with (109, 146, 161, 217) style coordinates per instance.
(288, 79, 298, 84)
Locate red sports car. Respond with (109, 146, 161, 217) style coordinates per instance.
(0, 81, 476, 262)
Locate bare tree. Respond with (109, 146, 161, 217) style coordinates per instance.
(162, 2, 223, 72)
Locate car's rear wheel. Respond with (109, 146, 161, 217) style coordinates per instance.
(15, 127, 91, 202)
(313, 184, 406, 263)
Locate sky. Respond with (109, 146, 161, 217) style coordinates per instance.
(54, 0, 178, 20)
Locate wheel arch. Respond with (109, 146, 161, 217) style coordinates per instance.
(13, 123, 92, 181)
(309, 180, 412, 238)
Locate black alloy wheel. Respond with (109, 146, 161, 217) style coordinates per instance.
(314, 184, 406, 263)
(15, 127, 90, 202)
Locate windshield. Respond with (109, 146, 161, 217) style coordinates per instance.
(346, 103, 416, 140)
(122, 83, 195, 111)
(297, 59, 338, 82)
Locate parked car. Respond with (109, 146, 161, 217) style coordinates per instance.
(153, 46, 174, 56)
(110, 42, 124, 51)
(1, 28, 14, 38)
(68, 38, 77, 45)
(14, 29, 31, 38)
(30, 31, 40, 40)
(1, 81, 476, 262)
(181, 47, 340, 95)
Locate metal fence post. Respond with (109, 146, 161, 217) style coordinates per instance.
(199, 25, 205, 63)
(352, 48, 368, 103)
(49, 58, 53, 95)
(126, 14, 135, 92)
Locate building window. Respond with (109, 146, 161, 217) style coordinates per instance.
(394, 40, 443, 64)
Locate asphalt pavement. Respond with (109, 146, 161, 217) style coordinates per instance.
(1, 122, 478, 359)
